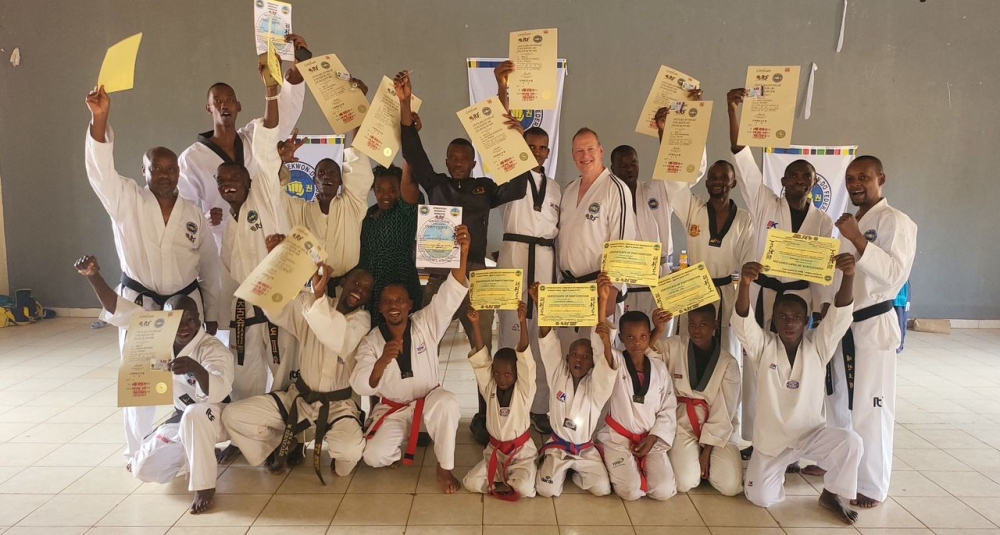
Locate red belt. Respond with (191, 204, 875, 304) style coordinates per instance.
(676, 396, 709, 440)
(487, 430, 532, 501)
(366, 395, 427, 466)
(604, 415, 649, 493)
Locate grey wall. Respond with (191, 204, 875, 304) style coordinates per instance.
(1, 0, 998, 319)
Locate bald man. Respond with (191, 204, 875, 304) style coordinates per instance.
(85, 86, 221, 462)
(76, 255, 232, 515)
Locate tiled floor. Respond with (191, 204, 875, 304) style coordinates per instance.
(1, 318, 999, 534)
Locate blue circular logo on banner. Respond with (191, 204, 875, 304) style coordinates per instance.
(284, 162, 317, 202)
(512, 109, 544, 130)
(810, 173, 832, 211)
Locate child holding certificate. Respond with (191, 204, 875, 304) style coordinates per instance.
(732, 255, 862, 525)
(462, 302, 537, 500)
(592, 273, 678, 501)
(528, 283, 617, 498)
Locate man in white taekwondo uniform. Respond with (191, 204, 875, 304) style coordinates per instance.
(557, 128, 637, 347)
(177, 36, 307, 251)
(351, 225, 473, 494)
(727, 88, 834, 445)
(657, 304, 743, 496)
(217, 101, 298, 400)
(223, 256, 374, 483)
(75, 255, 232, 515)
(84, 86, 222, 462)
(733, 256, 863, 525)
(825, 156, 917, 509)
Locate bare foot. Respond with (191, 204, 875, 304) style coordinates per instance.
(190, 488, 216, 514)
(851, 492, 880, 508)
(819, 489, 858, 524)
(786, 461, 801, 473)
(436, 463, 460, 494)
(801, 464, 827, 476)
(215, 444, 240, 464)
(126, 462, 132, 473)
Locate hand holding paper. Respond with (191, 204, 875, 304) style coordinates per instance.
(97, 33, 142, 93)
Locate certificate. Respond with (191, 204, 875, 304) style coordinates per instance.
(297, 54, 372, 134)
(98, 33, 142, 93)
(736, 66, 801, 149)
(264, 38, 283, 87)
(601, 240, 663, 286)
(635, 65, 701, 137)
(416, 205, 462, 269)
(537, 283, 599, 328)
(760, 229, 840, 285)
(118, 310, 180, 407)
(254, 0, 294, 61)
(508, 28, 558, 110)
(352, 76, 423, 167)
(652, 100, 712, 183)
(234, 226, 328, 316)
(457, 98, 535, 185)
(469, 269, 523, 310)
(652, 263, 721, 316)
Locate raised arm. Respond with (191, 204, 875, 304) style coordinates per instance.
(494, 60, 514, 111)
(452, 224, 471, 285)
(75, 255, 118, 314)
(276, 33, 309, 139)
(400, 159, 421, 205)
(466, 308, 487, 353)
(84, 86, 138, 217)
(258, 58, 281, 130)
(396, 71, 442, 190)
(727, 88, 747, 154)
(732, 261, 767, 364)
(342, 148, 376, 205)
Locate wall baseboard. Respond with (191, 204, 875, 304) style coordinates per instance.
(49, 307, 103, 318)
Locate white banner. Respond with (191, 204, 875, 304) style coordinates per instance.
(762, 145, 857, 234)
(467, 58, 567, 179)
(282, 135, 345, 202)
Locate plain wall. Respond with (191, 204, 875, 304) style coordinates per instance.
(1, 0, 998, 319)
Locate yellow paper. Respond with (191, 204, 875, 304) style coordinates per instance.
(508, 28, 558, 110)
(266, 37, 283, 87)
(118, 310, 180, 407)
(353, 76, 423, 167)
(457, 98, 535, 185)
(297, 55, 381, 134)
(635, 65, 701, 137)
(234, 226, 328, 316)
(760, 229, 840, 285)
(469, 269, 523, 310)
(601, 240, 663, 286)
(652, 263, 722, 316)
(653, 101, 713, 183)
(538, 283, 599, 328)
(736, 66, 801, 148)
(97, 33, 142, 93)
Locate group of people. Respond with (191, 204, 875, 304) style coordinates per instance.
(79, 34, 918, 524)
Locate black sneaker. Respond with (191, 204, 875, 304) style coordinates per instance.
(417, 431, 432, 447)
(530, 413, 553, 435)
(470, 413, 489, 446)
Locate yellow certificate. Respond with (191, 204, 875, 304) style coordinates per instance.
(635, 65, 701, 137)
(601, 240, 663, 286)
(118, 310, 180, 407)
(234, 226, 328, 316)
(98, 33, 142, 93)
(653, 263, 722, 316)
(296, 54, 372, 134)
(469, 269, 523, 310)
(737, 66, 801, 148)
(653, 100, 712, 183)
(508, 28, 558, 110)
(537, 283, 599, 328)
(265, 38, 283, 87)
(352, 76, 423, 167)
(760, 229, 840, 285)
(457, 98, 535, 185)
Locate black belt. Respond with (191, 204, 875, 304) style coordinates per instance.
(229, 298, 280, 367)
(825, 300, 894, 409)
(560, 270, 599, 284)
(712, 276, 733, 287)
(503, 233, 555, 319)
(753, 274, 809, 330)
(120, 273, 200, 308)
(271, 377, 356, 485)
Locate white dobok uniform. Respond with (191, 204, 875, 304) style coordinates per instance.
(351, 273, 467, 470)
(826, 199, 917, 502)
(657, 336, 743, 496)
(625, 180, 677, 339)
(536, 331, 616, 497)
(497, 169, 561, 415)
(593, 329, 677, 501)
(103, 297, 233, 492)
(86, 126, 222, 458)
(463, 346, 538, 497)
(733, 302, 862, 507)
